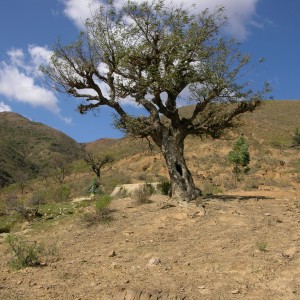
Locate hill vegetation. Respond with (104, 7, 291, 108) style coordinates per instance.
(0, 112, 85, 188)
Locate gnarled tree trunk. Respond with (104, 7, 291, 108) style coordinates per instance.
(152, 128, 201, 201)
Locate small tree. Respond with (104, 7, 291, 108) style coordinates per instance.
(42, 0, 269, 201)
(52, 156, 71, 184)
(228, 135, 250, 187)
(292, 128, 300, 147)
(84, 152, 114, 179)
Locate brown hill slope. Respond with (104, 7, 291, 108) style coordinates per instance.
(86, 100, 300, 192)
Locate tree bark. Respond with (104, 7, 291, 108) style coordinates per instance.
(152, 128, 201, 201)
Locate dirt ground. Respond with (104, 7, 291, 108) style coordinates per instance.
(1, 187, 300, 300)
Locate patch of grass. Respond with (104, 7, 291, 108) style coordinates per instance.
(293, 159, 300, 173)
(256, 241, 267, 252)
(202, 182, 223, 196)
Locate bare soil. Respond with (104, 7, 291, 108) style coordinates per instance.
(1, 188, 300, 300)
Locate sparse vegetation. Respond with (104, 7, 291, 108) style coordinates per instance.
(133, 185, 153, 205)
(256, 241, 267, 252)
(157, 181, 171, 196)
(86, 177, 103, 196)
(292, 128, 300, 146)
(228, 135, 250, 187)
(82, 194, 113, 226)
(5, 234, 57, 270)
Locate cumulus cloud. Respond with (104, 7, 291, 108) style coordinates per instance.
(63, 0, 102, 29)
(0, 101, 12, 112)
(0, 46, 72, 124)
(62, 0, 260, 40)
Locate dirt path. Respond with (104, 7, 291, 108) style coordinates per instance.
(1, 190, 300, 299)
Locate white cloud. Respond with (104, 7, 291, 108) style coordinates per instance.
(0, 63, 60, 113)
(62, 0, 260, 40)
(0, 46, 72, 124)
(62, 0, 102, 29)
(0, 101, 12, 112)
(28, 45, 53, 70)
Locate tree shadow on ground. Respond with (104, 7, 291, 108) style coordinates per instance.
(202, 194, 272, 202)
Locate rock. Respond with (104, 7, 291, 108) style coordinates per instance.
(147, 257, 161, 266)
(109, 250, 116, 257)
(124, 289, 142, 300)
(231, 289, 240, 294)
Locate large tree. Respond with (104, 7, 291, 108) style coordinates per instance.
(42, 0, 268, 201)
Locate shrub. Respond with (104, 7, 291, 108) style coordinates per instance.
(256, 241, 267, 252)
(292, 128, 300, 146)
(86, 177, 103, 195)
(133, 185, 152, 205)
(0, 222, 12, 233)
(52, 184, 71, 202)
(114, 187, 128, 198)
(5, 234, 57, 269)
(82, 194, 113, 226)
(29, 190, 48, 207)
(157, 181, 171, 196)
(202, 182, 223, 196)
(144, 183, 156, 195)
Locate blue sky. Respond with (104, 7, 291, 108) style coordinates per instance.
(0, 0, 299, 143)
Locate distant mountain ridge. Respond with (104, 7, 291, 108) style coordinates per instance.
(0, 111, 85, 188)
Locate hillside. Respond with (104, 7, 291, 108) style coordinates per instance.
(0, 101, 300, 299)
(85, 100, 300, 193)
(0, 112, 85, 188)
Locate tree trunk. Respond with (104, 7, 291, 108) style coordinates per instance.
(153, 129, 201, 201)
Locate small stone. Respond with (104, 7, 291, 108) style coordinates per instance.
(264, 213, 271, 216)
(109, 250, 116, 257)
(110, 262, 120, 269)
(147, 257, 161, 266)
(231, 289, 240, 294)
(198, 286, 206, 289)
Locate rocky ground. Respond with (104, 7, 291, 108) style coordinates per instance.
(1, 187, 300, 300)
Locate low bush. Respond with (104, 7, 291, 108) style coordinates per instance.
(82, 194, 113, 226)
(52, 184, 71, 202)
(5, 234, 57, 269)
(157, 181, 171, 196)
(133, 185, 152, 205)
(86, 177, 103, 195)
(292, 128, 300, 146)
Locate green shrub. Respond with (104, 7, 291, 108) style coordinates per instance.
(86, 177, 103, 195)
(256, 241, 267, 252)
(5, 234, 57, 269)
(144, 183, 156, 195)
(202, 182, 223, 196)
(52, 184, 71, 202)
(82, 194, 113, 226)
(157, 181, 171, 196)
(292, 128, 300, 146)
(0, 221, 12, 233)
(95, 194, 112, 212)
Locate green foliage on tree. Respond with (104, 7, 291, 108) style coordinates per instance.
(228, 135, 250, 187)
